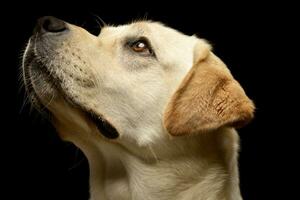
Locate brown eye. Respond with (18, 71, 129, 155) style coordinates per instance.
(132, 41, 147, 52)
(130, 39, 153, 56)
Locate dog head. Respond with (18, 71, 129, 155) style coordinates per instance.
(22, 16, 254, 149)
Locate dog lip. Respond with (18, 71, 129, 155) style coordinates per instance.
(23, 39, 119, 139)
(62, 96, 120, 140)
(86, 111, 119, 139)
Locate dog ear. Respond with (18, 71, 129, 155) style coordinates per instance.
(163, 40, 255, 136)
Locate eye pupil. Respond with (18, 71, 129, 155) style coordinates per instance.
(129, 39, 154, 56)
(135, 41, 146, 50)
(137, 42, 145, 48)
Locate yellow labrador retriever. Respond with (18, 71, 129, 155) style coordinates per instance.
(22, 16, 254, 200)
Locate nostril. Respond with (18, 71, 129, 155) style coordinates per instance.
(42, 19, 51, 31)
(42, 17, 66, 32)
(35, 16, 67, 34)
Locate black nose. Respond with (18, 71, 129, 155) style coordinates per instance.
(34, 16, 67, 34)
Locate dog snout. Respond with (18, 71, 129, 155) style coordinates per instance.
(34, 16, 68, 34)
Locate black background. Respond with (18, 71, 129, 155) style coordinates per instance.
(3, 1, 297, 200)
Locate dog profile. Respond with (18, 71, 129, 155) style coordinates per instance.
(22, 16, 254, 200)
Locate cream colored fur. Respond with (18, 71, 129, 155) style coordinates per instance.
(22, 20, 254, 200)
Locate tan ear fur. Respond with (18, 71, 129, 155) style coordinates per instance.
(164, 40, 255, 136)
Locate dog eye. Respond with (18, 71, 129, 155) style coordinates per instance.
(130, 39, 153, 56)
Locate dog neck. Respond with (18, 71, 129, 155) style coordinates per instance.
(71, 128, 243, 200)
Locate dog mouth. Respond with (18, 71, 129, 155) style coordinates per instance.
(63, 99, 120, 140)
(22, 39, 119, 139)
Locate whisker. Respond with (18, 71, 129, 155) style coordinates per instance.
(143, 12, 149, 21)
(68, 147, 86, 171)
(19, 94, 30, 114)
(147, 144, 159, 163)
(91, 13, 107, 29)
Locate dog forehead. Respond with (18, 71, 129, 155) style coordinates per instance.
(99, 21, 198, 68)
(100, 21, 192, 42)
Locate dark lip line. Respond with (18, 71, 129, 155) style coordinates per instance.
(23, 42, 119, 139)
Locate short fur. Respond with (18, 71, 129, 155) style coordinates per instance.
(22, 18, 254, 200)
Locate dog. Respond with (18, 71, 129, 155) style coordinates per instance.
(22, 16, 254, 200)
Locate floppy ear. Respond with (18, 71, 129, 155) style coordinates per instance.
(164, 40, 255, 136)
